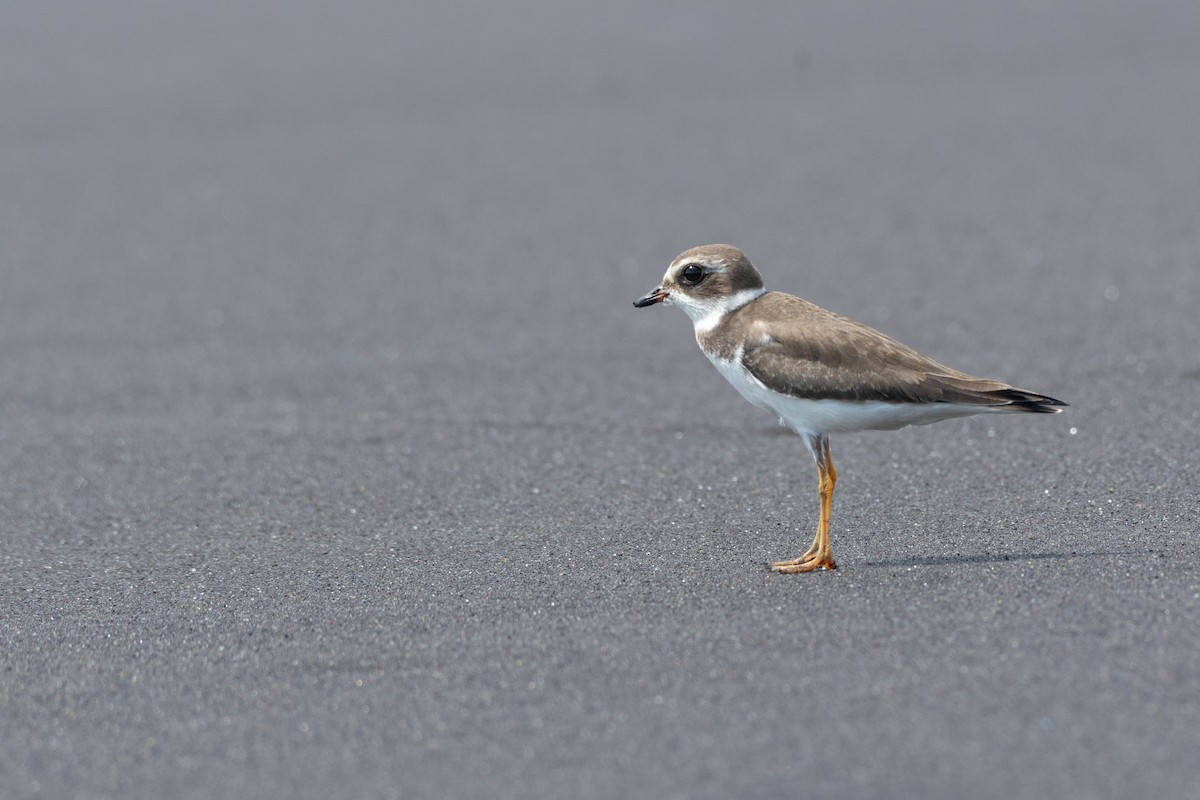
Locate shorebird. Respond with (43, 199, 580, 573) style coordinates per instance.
(633, 244, 1066, 573)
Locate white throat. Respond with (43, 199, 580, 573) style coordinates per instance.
(683, 287, 767, 333)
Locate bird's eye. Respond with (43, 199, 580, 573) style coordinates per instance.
(681, 264, 704, 284)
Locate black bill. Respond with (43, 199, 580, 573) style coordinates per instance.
(633, 286, 669, 307)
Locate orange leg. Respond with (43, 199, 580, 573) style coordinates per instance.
(769, 438, 838, 573)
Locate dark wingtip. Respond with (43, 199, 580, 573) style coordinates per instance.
(1004, 392, 1069, 413)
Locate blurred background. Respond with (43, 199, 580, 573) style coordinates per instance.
(2, 2, 1198, 798)
(5, 1, 1197, 372)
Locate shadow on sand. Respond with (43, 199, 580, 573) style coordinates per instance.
(861, 550, 1121, 569)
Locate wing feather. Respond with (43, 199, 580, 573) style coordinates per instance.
(733, 293, 1065, 410)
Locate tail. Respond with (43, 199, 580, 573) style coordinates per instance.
(985, 387, 1068, 413)
(928, 374, 1068, 413)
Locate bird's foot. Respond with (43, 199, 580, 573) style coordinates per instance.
(767, 554, 837, 573)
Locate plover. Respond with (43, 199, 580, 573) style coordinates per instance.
(634, 244, 1066, 573)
